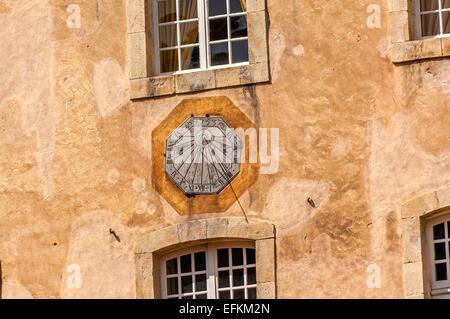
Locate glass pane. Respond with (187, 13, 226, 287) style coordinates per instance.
(421, 13, 440, 36)
(420, 0, 439, 11)
(436, 263, 447, 281)
(209, 18, 228, 41)
(231, 40, 248, 63)
(443, 0, 450, 8)
(196, 294, 207, 299)
(181, 46, 200, 70)
(247, 267, 256, 285)
(246, 248, 255, 264)
(230, 16, 247, 38)
(180, 21, 199, 45)
(219, 291, 231, 299)
(181, 275, 193, 293)
(234, 289, 245, 299)
(195, 252, 206, 271)
(218, 270, 230, 288)
(230, 0, 246, 13)
(217, 249, 229, 267)
(195, 274, 207, 292)
(182, 295, 193, 299)
(158, 0, 177, 23)
(232, 248, 244, 266)
(248, 287, 256, 299)
(159, 24, 177, 48)
(435, 242, 447, 260)
(233, 269, 244, 287)
(179, 0, 198, 20)
(180, 254, 192, 273)
(443, 12, 450, 34)
(166, 258, 178, 275)
(168, 296, 179, 299)
(167, 277, 179, 295)
(209, 0, 227, 16)
(160, 49, 179, 73)
(434, 223, 445, 240)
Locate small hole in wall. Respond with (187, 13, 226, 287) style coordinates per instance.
(53, 242, 58, 246)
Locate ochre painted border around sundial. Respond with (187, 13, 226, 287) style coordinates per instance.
(152, 96, 260, 215)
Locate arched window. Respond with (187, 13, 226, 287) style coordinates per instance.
(161, 242, 256, 299)
(135, 218, 276, 299)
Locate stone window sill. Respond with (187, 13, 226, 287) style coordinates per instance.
(130, 62, 270, 100)
(391, 37, 450, 63)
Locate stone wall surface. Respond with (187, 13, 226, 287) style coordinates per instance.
(0, 0, 449, 298)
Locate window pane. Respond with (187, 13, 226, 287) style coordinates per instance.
(247, 287, 256, 299)
(219, 291, 231, 299)
(434, 223, 445, 240)
(160, 50, 179, 72)
(246, 248, 255, 264)
(436, 263, 447, 281)
(180, 21, 199, 45)
(210, 42, 229, 66)
(443, 12, 450, 34)
(230, 16, 247, 38)
(181, 275, 193, 293)
(196, 294, 207, 299)
(217, 248, 229, 267)
(247, 267, 256, 285)
(166, 258, 178, 275)
(158, 0, 177, 23)
(421, 13, 440, 36)
(181, 47, 200, 70)
(209, 18, 228, 41)
(435, 242, 446, 260)
(182, 295, 193, 299)
(195, 274, 207, 292)
(209, 0, 227, 16)
(180, 254, 192, 273)
(443, 0, 450, 8)
(232, 248, 244, 266)
(230, 0, 246, 13)
(218, 270, 230, 288)
(167, 277, 179, 295)
(179, 0, 198, 20)
(234, 289, 245, 299)
(231, 40, 248, 63)
(233, 268, 244, 287)
(194, 252, 206, 271)
(159, 24, 178, 48)
(420, 0, 439, 11)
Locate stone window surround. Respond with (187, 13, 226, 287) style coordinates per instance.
(401, 186, 450, 299)
(135, 218, 276, 299)
(126, 0, 270, 100)
(389, 0, 450, 63)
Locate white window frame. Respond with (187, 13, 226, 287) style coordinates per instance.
(425, 214, 450, 296)
(415, 0, 450, 39)
(153, 0, 249, 75)
(160, 241, 256, 299)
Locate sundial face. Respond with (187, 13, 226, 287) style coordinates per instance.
(165, 116, 243, 195)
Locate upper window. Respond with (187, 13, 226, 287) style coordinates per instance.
(154, 0, 249, 74)
(161, 242, 257, 299)
(415, 0, 450, 38)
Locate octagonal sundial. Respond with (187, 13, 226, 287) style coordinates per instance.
(165, 116, 243, 195)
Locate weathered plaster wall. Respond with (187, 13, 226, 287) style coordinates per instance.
(0, 0, 449, 298)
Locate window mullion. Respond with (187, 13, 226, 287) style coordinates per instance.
(198, 0, 208, 70)
(438, 0, 444, 36)
(206, 244, 217, 299)
(227, 0, 232, 64)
